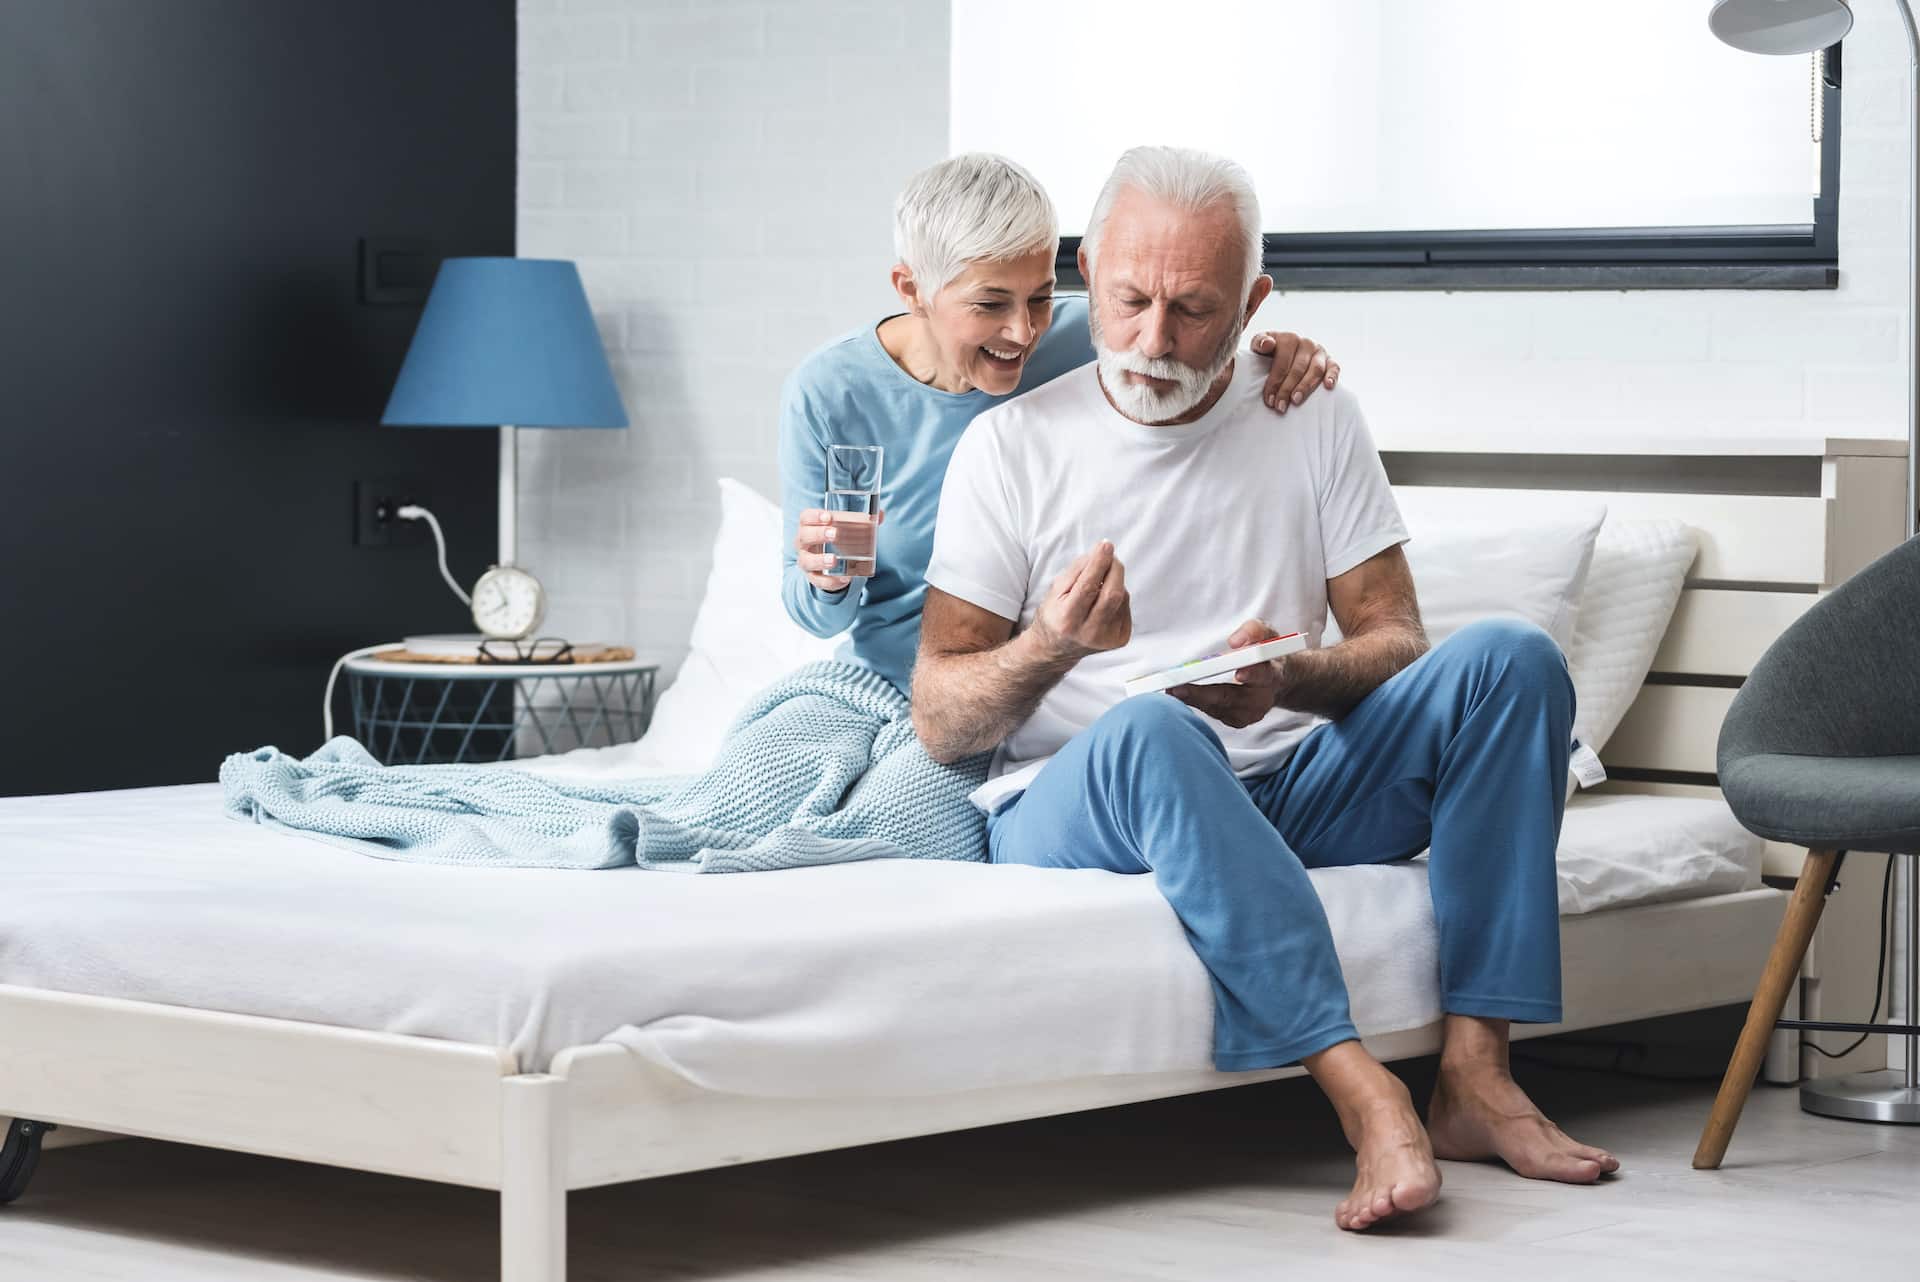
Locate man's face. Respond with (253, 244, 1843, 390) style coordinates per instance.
(1083, 187, 1264, 423)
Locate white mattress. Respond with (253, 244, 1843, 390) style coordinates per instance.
(0, 781, 1759, 1097)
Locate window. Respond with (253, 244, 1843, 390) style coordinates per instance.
(950, 0, 1839, 289)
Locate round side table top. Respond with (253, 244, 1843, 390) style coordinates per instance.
(343, 654, 665, 680)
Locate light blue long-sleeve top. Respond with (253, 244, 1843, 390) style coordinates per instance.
(778, 296, 1093, 694)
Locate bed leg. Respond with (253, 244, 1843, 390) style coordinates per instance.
(1, 1118, 57, 1205)
(501, 1075, 567, 1282)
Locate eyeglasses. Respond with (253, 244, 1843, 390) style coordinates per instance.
(476, 636, 575, 665)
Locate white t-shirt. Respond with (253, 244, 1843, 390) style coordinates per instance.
(924, 358, 1410, 812)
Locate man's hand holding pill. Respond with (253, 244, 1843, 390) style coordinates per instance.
(1031, 539, 1132, 664)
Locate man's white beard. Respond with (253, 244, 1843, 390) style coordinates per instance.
(1091, 305, 1246, 425)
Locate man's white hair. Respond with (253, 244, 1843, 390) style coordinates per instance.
(892, 152, 1059, 304)
(1082, 145, 1264, 293)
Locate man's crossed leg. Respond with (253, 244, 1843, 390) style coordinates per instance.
(986, 617, 1619, 1230)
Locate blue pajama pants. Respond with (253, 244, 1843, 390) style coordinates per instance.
(986, 617, 1575, 1071)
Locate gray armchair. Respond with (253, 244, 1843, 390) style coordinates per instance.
(1695, 536, 1920, 1168)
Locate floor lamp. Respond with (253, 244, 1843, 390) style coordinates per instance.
(1709, 0, 1920, 1125)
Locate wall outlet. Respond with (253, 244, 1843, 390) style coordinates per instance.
(354, 476, 430, 547)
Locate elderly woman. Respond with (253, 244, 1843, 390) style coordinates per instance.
(778, 153, 1339, 694)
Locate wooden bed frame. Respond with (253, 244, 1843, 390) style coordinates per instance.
(0, 435, 1906, 1281)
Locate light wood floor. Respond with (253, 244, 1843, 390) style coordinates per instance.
(5, 1055, 1918, 1281)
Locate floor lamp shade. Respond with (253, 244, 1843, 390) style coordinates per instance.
(1707, 0, 1853, 55)
(381, 257, 627, 429)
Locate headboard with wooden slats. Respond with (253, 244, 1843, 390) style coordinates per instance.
(1655, 589, 1815, 675)
(1393, 486, 1831, 582)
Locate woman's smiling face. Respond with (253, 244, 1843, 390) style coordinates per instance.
(918, 248, 1058, 395)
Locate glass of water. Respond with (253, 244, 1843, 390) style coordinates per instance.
(824, 444, 883, 578)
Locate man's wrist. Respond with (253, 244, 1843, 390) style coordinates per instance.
(1269, 655, 1300, 709)
(1017, 624, 1083, 674)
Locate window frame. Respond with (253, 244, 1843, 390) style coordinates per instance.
(1056, 43, 1841, 292)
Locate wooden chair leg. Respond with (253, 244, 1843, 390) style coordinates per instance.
(1693, 847, 1840, 1170)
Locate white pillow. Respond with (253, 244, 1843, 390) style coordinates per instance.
(1325, 503, 1606, 651)
(1563, 517, 1699, 758)
(640, 478, 840, 770)
(1323, 499, 1605, 805)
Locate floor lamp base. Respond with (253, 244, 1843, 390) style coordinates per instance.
(1801, 1071, 1920, 1124)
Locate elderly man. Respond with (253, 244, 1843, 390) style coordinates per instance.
(912, 145, 1617, 1232)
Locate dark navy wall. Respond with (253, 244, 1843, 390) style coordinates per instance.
(0, 1, 512, 795)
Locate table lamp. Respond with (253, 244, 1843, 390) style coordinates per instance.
(1705, 0, 1920, 1127)
(381, 257, 628, 637)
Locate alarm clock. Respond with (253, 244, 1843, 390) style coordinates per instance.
(470, 564, 546, 640)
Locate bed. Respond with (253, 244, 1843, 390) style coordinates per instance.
(0, 781, 1763, 1092)
(0, 435, 1906, 1281)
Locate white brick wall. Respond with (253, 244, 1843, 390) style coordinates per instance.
(518, 0, 1909, 668)
(516, 0, 943, 663)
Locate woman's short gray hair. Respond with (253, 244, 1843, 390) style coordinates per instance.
(893, 152, 1059, 304)
(1083, 145, 1264, 293)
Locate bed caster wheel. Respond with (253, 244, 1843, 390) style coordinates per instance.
(1, 1118, 56, 1205)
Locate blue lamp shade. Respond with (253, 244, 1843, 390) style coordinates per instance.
(381, 258, 628, 429)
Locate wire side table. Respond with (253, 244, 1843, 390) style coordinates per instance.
(342, 656, 659, 765)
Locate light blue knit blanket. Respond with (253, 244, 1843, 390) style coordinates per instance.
(219, 662, 990, 872)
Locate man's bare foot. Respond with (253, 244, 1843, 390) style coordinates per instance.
(1427, 1063, 1620, 1182)
(1334, 1089, 1444, 1231)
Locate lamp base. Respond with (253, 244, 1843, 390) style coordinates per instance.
(1800, 1070, 1920, 1124)
(499, 423, 517, 569)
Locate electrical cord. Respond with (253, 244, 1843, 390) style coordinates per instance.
(396, 503, 472, 607)
(1803, 852, 1896, 1060)
(322, 643, 403, 742)
(316, 505, 471, 743)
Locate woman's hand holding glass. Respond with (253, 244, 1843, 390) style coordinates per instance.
(795, 507, 886, 593)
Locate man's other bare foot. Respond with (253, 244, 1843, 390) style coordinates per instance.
(1335, 1089, 1444, 1231)
(1427, 1063, 1621, 1183)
